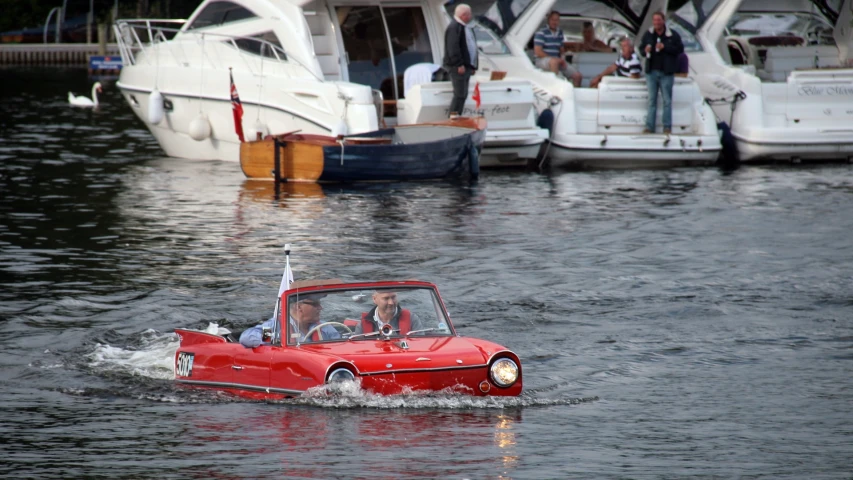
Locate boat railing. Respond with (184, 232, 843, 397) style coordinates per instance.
(114, 19, 321, 80)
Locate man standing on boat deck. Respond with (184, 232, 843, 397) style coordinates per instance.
(640, 11, 683, 135)
(444, 3, 478, 116)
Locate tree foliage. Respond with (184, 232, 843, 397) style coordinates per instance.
(0, 0, 200, 34)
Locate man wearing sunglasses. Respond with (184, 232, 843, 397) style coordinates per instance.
(239, 293, 340, 347)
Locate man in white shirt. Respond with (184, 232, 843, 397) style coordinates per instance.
(590, 37, 642, 88)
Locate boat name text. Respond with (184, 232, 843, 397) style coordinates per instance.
(443, 105, 512, 117)
(797, 85, 853, 96)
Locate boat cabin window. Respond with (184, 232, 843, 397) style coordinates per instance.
(187, 1, 258, 30)
(284, 286, 454, 345)
(337, 6, 434, 100)
(231, 31, 287, 60)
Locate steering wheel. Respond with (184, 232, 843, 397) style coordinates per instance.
(302, 322, 353, 341)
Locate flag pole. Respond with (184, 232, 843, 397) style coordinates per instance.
(272, 243, 293, 318)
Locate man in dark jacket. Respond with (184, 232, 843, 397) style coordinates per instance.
(640, 11, 684, 134)
(443, 3, 478, 116)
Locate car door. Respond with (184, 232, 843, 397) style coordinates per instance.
(268, 346, 330, 396)
(231, 345, 272, 391)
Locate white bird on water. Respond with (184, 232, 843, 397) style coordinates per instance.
(68, 82, 103, 107)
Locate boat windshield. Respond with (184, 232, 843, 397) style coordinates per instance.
(283, 286, 454, 344)
(551, 0, 651, 32)
(726, 12, 835, 44)
(447, 0, 651, 40)
(445, 0, 536, 37)
(470, 20, 511, 55)
(668, 0, 722, 51)
(669, 0, 841, 36)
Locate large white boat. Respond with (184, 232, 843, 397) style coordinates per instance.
(452, 0, 723, 168)
(114, 0, 548, 166)
(676, 0, 853, 162)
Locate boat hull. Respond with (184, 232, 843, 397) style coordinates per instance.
(240, 118, 486, 182)
(547, 132, 722, 168)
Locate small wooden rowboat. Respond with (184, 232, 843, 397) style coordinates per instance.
(240, 117, 486, 182)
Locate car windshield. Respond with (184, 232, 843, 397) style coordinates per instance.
(283, 286, 454, 344)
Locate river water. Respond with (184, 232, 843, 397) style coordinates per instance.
(1, 68, 852, 478)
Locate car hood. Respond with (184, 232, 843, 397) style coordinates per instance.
(304, 336, 511, 374)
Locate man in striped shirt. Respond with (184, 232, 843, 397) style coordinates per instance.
(590, 37, 642, 88)
(533, 11, 582, 87)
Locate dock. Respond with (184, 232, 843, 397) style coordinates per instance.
(0, 43, 120, 66)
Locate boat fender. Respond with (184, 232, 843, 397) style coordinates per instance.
(467, 140, 480, 181)
(330, 119, 348, 137)
(148, 89, 165, 125)
(536, 108, 555, 136)
(717, 121, 739, 167)
(189, 113, 211, 141)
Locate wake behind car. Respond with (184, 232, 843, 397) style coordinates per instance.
(174, 274, 522, 399)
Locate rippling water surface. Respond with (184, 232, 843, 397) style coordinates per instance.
(1, 69, 852, 478)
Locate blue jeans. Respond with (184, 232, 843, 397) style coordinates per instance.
(646, 70, 674, 132)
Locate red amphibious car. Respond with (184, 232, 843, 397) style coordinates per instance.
(174, 280, 522, 399)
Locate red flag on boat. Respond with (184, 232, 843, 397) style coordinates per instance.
(472, 82, 481, 110)
(230, 70, 245, 143)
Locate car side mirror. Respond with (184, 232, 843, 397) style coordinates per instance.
(262, 326, 272, 343)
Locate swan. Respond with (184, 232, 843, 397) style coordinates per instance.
(68, 82, 103, 107)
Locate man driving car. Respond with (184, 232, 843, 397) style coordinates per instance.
(239, 292, 340, 347)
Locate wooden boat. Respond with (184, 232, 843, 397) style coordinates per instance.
(240, 117, 486, 183)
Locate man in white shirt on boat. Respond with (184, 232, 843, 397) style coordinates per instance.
(239, 293, 340, 347)
(590, 37, 643, 88)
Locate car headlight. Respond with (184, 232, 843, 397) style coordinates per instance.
(328, 367, 356, 384)
(489, 358, 519, 387)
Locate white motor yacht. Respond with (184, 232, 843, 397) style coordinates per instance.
(677, 0, 853, 162)
(114, 0, 548, 166)
(448, 0, 722, 168)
